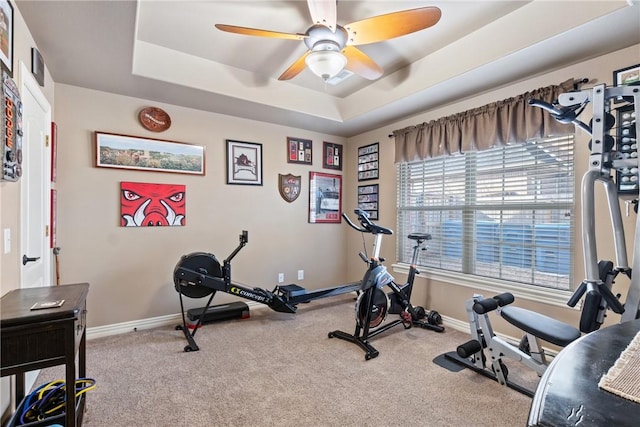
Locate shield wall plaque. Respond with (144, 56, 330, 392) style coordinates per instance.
(279, 173, 301, 203)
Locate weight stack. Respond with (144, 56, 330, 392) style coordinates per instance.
(187, 301, 250, 325)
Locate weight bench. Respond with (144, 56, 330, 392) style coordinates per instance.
(445, 293, 581, 396)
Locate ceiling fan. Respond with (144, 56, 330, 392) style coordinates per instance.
(215, 1, 441, 82)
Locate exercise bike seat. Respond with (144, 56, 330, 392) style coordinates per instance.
(408, 233, 432, 241)
(500, 306, 581, 347)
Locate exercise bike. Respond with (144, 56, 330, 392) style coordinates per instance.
(328, 209, 444, 360)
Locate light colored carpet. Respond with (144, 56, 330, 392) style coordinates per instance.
(599, 330, 640, 403)
(34, 294, 538, 426)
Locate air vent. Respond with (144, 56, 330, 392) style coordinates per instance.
(325, 69, 354, 85)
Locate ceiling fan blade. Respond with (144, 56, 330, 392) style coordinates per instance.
(307, 0, 337, 32)
(278, 51, 311, 80)
(343, 46, 383, 80)
(345, 6, 442, 46)
(215, 24, 306, 41)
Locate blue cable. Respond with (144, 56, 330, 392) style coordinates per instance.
(18, 378, 96, 425)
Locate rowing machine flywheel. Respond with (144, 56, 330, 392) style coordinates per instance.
(173, 252, 222, 298)
(355, 288, 390, 330)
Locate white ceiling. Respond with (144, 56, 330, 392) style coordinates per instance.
(15, 1, 640, 137)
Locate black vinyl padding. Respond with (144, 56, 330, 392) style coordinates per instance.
(500, 306, 581, 347)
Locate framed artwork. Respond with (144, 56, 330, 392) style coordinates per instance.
(226, 139, 263, 185)
(613, 64, 640, 103)
(0, 0, 13, 76)
(287, 136, 312, 165)
(309, 172, 342, 224)
(51, 122, 57, 182)
(120, 181, 186, 227)
(358, 184, 379, 220)
(50, 189, 56, 248)
(322, 141, 342, 170)
(358, 143, 379, 181)
(95, 131, 205, 175)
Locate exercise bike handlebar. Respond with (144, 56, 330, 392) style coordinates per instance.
(342, 209, 393, 235)
(528, 99, 592, 135)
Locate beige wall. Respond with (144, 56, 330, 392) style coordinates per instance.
(345, 44, 640, 330)
(52, 84, 349, 327)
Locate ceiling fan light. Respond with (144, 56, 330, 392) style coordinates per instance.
(305, 50, 347, 81)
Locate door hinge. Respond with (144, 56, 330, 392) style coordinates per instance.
(45, 135, 50, 147)
(45, 225, 49, 237)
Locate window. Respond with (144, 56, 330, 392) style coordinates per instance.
(396, 136, 575, 292)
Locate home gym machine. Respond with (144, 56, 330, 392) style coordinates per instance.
(445, 81, 640, 393)
(329, 209, 444, 360)
(531, 81, 640, 330)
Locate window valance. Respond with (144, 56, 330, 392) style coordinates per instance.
(392, 79, 576, 163)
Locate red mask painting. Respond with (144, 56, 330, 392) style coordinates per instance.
(121, 182, 186, 226)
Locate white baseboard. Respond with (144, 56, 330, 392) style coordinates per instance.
(87, 313, 182, 340)
(86, 302, 264, 339)
(440, 315, 471, 333)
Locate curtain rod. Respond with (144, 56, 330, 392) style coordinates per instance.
(387, 78, 590, 138)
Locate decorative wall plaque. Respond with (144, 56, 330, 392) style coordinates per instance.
(138, 107, 171, 132)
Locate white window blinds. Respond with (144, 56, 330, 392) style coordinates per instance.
(396, 136, 574, 290)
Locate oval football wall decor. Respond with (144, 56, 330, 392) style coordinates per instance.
(138, 107, 171, 132)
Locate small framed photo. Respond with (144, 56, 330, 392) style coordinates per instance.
(95, 132, 205, 175)
(613, 64, 640, 103)
(358, 184, 379, 220)
(309, 171, 342, 224)
(358, 143, 379, 181)
(226, 139, 263, 185)
(0, 0, 13, 76)
(323, 142, 342, 170)
(287, 137, 312, 165)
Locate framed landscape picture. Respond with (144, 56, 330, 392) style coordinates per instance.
(95, 132, 205, 175)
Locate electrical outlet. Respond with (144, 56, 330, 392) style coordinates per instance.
(278, 273, 285, 283)
(297, 270, 304, 280)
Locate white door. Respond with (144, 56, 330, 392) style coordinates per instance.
(19, 62, 51, 289)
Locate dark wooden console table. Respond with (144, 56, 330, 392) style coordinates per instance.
(1, 283, 89, 427)
(528, 319, 640, 426)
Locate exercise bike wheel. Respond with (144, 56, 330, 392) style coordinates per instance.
(173, 252, 223, 298)
(355, 288, 390, 330)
